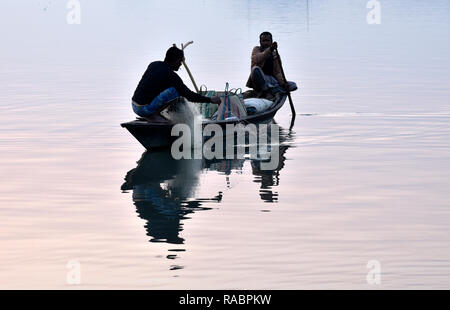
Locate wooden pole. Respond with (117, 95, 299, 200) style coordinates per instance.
(182, 60, 199, 93)
(176, 41, 200, 93)
(275, 48, 296, 119)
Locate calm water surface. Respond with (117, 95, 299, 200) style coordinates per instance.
(1, 0, 450, 289)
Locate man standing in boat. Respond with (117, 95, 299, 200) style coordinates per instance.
(132, 46, 221, 121)
(246, 32, 297, 99)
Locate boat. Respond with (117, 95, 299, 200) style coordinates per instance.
(121, 94, 287, 150)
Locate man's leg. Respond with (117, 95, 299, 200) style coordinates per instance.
(250, 67, 293, 99)
(250, 66, 269, 93)
(133, 87, 179, 118)
(265, 79, 297, 95)
(265, 76, 285, 95)
(287, 81, 298, 92)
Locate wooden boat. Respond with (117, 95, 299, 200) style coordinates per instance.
(121, 94, 287, 150)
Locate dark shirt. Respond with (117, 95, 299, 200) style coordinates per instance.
(261, 47, 274, 77)
(132, 61, 211, 105)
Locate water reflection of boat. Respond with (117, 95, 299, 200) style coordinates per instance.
(121, 151, 221, 244)
(121, 123, 295, 246)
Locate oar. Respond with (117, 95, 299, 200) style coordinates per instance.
(175, 41, 200, 93)
(274, 48, 296, 119)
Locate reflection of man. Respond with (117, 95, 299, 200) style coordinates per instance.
(250, 124, 293, 203)
(246, 32, 297, 99)
(132, 46, 221, 121)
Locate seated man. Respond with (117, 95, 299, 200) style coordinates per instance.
(246, 32, 297, 99)
(132, 46, 221, 121)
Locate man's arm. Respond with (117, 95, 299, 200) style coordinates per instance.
(172, 73, 212, 103)
(251, 46, 272, 67)
(273, 53, 286, 86)
(178, 83, 212, 103)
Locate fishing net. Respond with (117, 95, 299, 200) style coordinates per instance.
(198, 83, 247, 121)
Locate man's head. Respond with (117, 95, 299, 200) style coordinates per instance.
(259, 31, 273, 49)
(164, 46, 184, 71)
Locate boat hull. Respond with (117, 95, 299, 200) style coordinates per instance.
(121, 95, 287, 150)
